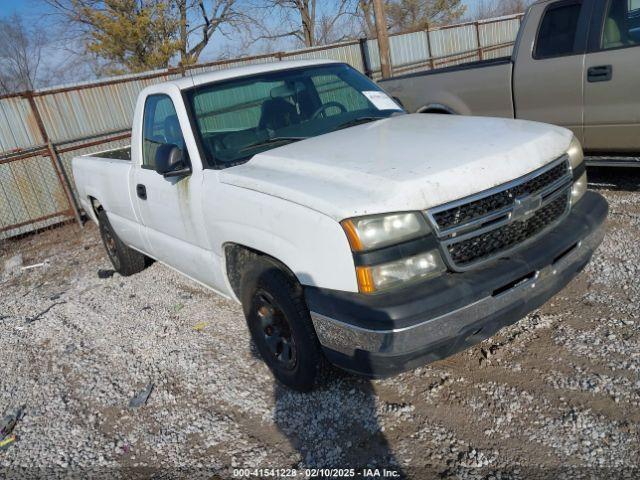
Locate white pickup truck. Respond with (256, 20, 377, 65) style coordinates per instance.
(73, 60, 608, 391)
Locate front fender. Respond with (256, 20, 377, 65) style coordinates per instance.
(205, 182, 358, 293)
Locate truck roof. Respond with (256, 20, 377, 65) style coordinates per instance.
(170, 59, 340, 90)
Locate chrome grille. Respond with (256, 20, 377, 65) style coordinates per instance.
(432, 161, 569, 232)
(427, 157, 573, 271)
(447, 192, 569, 267)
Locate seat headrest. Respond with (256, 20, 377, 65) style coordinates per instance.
(604, 17, 623, 48)
(270, 83, 305, 99)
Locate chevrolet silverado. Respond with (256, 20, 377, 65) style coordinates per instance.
(72, 60, 608, 391)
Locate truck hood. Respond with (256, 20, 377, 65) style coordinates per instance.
(219, 113, 573, 220)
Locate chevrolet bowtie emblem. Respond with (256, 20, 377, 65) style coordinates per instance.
(512, 194, 542, 221)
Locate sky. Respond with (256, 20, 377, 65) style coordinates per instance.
(0, 0, 490, 86)
(0, 0, 47, 18)
(0, 1, 486, 22)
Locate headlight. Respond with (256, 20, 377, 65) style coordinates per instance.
(356, 250, 446, 293)
(341, 212, 430, 252)
(571, 171, 588, 203)
(567, 136, 584, 169)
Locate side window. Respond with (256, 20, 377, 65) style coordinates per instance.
(601, 0, 640, 50)
(142, 95, 186, 168)
(534, 2, 582, 59)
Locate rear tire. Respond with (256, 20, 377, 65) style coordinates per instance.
(240, 257, 325, 392)
(98, 209, 146, 277)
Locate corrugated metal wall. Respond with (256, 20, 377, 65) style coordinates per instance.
(368, 15, 523, 76)
(0, 14, 522, 240)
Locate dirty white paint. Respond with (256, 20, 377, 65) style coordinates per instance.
(222, 113, 573, 220)
(72, 65, 573, 295)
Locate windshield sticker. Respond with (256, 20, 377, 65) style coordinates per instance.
(362, 91, 402, 111)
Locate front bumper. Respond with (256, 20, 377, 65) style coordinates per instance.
(305, 191, 608, 377)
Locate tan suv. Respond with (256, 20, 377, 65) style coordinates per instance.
(381, 0, 640, 167)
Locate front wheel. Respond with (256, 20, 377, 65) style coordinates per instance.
(98, 209, 147, 277)
(240, 258, 325, 391)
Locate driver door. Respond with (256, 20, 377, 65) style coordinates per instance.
(133, 93, 215, 285)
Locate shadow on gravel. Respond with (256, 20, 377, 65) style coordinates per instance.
(272, 371, 406, 479)
(247, 341, 405, 476)
(588, 166, 640, 192)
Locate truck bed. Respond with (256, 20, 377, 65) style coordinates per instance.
(380, 57, 515, 118)
(89, 146, 132, 161)
(384, 56, 512, 82)
(72, 147, 136, 233)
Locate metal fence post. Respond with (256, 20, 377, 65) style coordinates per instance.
(425, 25, 435, 69)
(359, 38, 373, 78)
(24, 91, 84, 228)
(475, 22, 484, 61)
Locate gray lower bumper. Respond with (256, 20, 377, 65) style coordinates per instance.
(305, 191, 608, 377)
(312, 223, 603, 357)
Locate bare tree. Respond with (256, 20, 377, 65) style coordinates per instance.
(186, 0, 250, 62)
(473, 0, 533, 20)
(355, 0, 466, 36)
(0, 14, 48, 94)
(386, 0, 466, 32)
(254, 0, 359, 47)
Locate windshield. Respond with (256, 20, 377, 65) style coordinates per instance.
(185, 63, 404, 167)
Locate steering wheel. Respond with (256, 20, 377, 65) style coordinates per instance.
(311, 101, 347, 120)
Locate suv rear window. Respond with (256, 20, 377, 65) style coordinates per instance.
(535, 2, 582, 59)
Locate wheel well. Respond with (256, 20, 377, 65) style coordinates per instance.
(422, 109, 451, 114)
(417, 104, 457, 115)
(88, 197, 103, 218)
(224, 244, 299, 300)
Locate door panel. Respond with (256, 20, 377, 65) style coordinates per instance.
(513, 0, 593, 142)
(583, 0, 640, 152)
(514, 55, 585, 139)
(133, 168, 221, 288)
(133, 93, 223, 290)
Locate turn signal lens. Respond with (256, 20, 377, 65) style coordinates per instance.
(355, 266, 376, 294)
(342, 219, 364, 251)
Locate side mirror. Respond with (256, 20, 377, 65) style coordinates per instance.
(155, 144, 191, 178)
(392, 96, 405, 109)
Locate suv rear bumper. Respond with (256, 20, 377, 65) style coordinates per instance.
(305, 191, 608, 377)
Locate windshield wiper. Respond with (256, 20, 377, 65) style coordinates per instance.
(238, 136, 307, 153)
(335, 116, 386, 131)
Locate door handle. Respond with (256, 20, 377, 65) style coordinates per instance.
(587, 65, 612, 82)
(136, 184, 147, 200)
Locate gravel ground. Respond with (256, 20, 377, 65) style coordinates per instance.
(1, 168, 639, 479)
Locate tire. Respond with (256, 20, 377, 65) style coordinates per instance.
(240, 257, 325, 392)
(97, 209, 146, 277)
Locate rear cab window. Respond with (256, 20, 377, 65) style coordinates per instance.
(534, 1, 583, 59)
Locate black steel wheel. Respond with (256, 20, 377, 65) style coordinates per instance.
(241, 257, 325, 391)
(255, 291, 297, 370)
(100, 219, 121, 270)
(97, 209, 147, 277)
